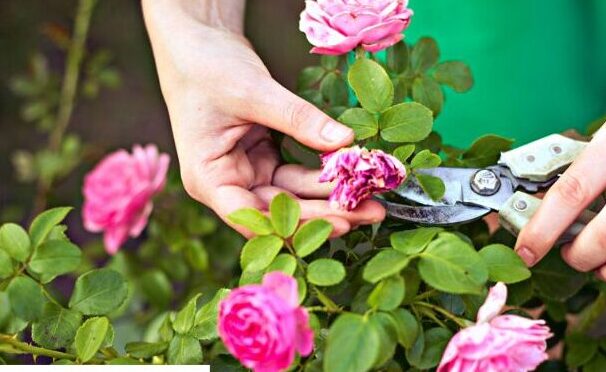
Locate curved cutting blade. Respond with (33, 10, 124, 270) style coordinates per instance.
(382, 200, 491, 226)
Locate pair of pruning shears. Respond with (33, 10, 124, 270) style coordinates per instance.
(384, 134, 597, 242)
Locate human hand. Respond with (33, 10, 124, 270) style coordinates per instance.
(142, 0, 385, 236)
(515, 126, 606, 278)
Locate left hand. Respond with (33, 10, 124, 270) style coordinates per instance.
(515, 125, 606, 279)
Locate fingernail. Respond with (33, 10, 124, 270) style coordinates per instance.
(320, 122, 353, 143)
(516, 246, 536, 266)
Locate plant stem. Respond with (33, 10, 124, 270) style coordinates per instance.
(355, 46, 366, 59)
(0, 334, 74, 360)
(415, 301, 468, 328)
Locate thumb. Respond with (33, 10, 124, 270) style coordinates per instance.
(245, 79, 354, 152)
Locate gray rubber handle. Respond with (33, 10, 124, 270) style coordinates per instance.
(498, 191, 597, 244)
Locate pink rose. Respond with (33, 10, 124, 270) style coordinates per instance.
(319, 146, 406, 210)
(299, 0, 413, 55)
(438, 283, 552, 372)
(218, 272, 314, 372)
(82, 144, 169, 255)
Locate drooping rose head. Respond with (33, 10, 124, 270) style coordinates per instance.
(319, 146, 406, 210)
(82, 144, 169, 255)
(218, 272, 314, 372)
(438, 283, 552, 372)
(299, 0, 413, 55)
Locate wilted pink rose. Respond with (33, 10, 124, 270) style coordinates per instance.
(319, 146, 406, 210)
(218, 272, 314, 372)
(438, 283, 552, 372)
(82, 144, 169, 255)
(299, 0, 413, 55)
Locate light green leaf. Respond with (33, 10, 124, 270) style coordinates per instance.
(192, 288, 231, 341)
(379, 102, 433, 143)
(369, 312, 398, 368)
(338, 108, 379, 140)
(412, 76, 444, 116)
(69, 268, 129, 315)
(434, 61, 473, 92)
(390, 308, 419, 348)
(393, 144, 415, 163)
(411, 37, 439, 73)
(32, 302, 83, 349)
(167, 335, 203, 365)
(406, 327, 452, 369)
(7, 275, 46, 321)
(416, 174, 446, 201)
(173, 294, 200, 334)
(184, 239, 209, 271)
(140, 270, 172, 308)
(324, 313, 380, 372)
(307, 258, 345, 286)
(321, 55, 339, 70)
(411, 149, 442, 169)
(418, 234, 488, 294)
(363, 249, 411, 284)
(479, 244, 531, 283)
(74, 317, 109, 363)
(240, 235, 283, 272)
(0, 249, 14, 279)
(28, 207, 72, 248)
(0, 223, 31, 262)
(266, 253, 297, 276)
(270, 193, 301, 238)
(461, 135, 514, 168)
(293, 219, 333, 258)
(348, 58, 393, 113)
(391, 227, 443, 255)
(227, 208, 273, 235)
(28, 239, 82, 283)
(368, 275, 405, 311)
(125, 341, 169, 359)
(386, 41, 409, 73)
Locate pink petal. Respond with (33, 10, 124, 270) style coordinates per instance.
(330, 11, 381, 36)
(103, 225, 129, 255)
(363, 33, 403, 53)
(358, 19, 408, 45)
(294, 308, 314, 356)
(262, 272, 299, 308)
(477, 282, 507, 323)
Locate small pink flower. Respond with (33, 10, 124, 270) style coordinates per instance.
(82, 144, 169, 255)
(319, 146, 406, 210)
(299, 0, 413, 55)
(438, 283, 552, 372)
(218, 272, 314, 372)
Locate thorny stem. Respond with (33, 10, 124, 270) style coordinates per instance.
(0, 334, 98, 363)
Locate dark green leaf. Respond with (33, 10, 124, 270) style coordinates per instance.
(532, 249, 587, 301)
(270, 193, 301, 238)
(28, 207, 72, 248)
(140, 270, 172, 308)
(585, 353, 606, 372)
(390, 308, 419, 348)
(393, 144, 415, 163)
(297, 66, 325, 91)
(368, 275, 405, 311)
(266, 253, 297, 275)
(167, 335, 203, 365)
(565, 333, 598, 367)
(386, 41, 409, 73)
(7, 275, 46, 321)
(411, 37, 439, 72)
(406, 327, 452, 369)
(74, 317, 109, 363)
(293, 219, 332, 258)
(32, 302, 82, 349)
(28, 239, 82, 283)
(348, 58, 393, 113)
(410, 149, 442, 169)
(0, 223, 31, 262)
(324, 313, 380, 372)
(391, 227, 442, 255)
(184, 240, 209, 271)
(434, 61, 473, 92)
(363, 249, 411, 283)
(321, 55, 339, 70)
(412, 76, 444, 116)
(379, 102, 433, 143)
(173, 294, 200, 334)
(461, 135, 514, 168)
(125, 341, 169, 359)
(307, 258, 345, 286)
(479, 244, 531, 283)
(338, 108, 379, 140)
(227, 208, 273, 235)
(69, 268, 129, 315)
(240, 235, 283, 272)
(320, 72, 348, 106)
(416, 174, 446, 201)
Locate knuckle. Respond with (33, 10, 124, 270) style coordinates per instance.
(551, 172, 588, 207)
(285, 100, 312, 133)
(563, 248, 593, 272)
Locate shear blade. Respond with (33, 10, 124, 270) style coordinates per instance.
(383, 200, 491, 225)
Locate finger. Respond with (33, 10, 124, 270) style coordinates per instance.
(247, 138, 280, 187)
(560, 207, 606, 272)
(595, 265, 606, 282)
(244, 79, 354, 152)
(515, 130, 606, 266)
(273, 164, 334, 198)
(317, 215, 351, 238)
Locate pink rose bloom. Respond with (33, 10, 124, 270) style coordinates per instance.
(82, 144, 169, 255)
(218, 273, 313, 372)
(299, 0, 413, 55)
(319, 146, 406, 210)
(438, 283, 552, 372)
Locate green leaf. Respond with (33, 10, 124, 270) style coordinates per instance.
(125, 341, 169, 359)
(69, 268, 129, 315)
(393, 144, 415, 163)
(266, 253, 297, 275)
(184, 240, 209, 271)
(386, 41, 409, 73)
(565, 333, 598, 367)
(28, 207, 72, 248)
(173, 294, 200, 334)
(363, 249, 411, 283)
(321, 55, 339, 70)
(320, 72, 348, 106)
(293, 219, 333, 258)
(31, 302, 82, 349)
(270, 193, 301, 238)
(390, 308, 419, 348)
(191, 289, 231, 341)
(416, 174, 446, 201)
(307, 258, 346, 286)
(412, 76, 444, 116)
(0, 223, 31, 262)
(227, 208, 273, 235)
(418, 234, 488, 294)
(240, 235, 283, 272)
(532, 249, 587, 301)
(379, 102, 433, 143)
(585, 353, 606, 372)
(391, 227, 442, 255)
(74, 317, 109, 363)
(411, 37, 439, 73)
(348, 58, 393, 113)
(406, 327, 452, 370)
(0, 249, 14, 279)
(140, 270, 172, 308)
(367, 275, 405, 311)
(479, 244, 531, 283)
(338, 108, 379, 140)
(7, 275, 46, 321)
(369, 312, 398, 367)
(410, 149, 442, 169)
(434, 61, 473, 92)
(28, 239, 82, 283)
(167, 335, 203, 365)
(106, 357, 145, 365)
(297, 66, 325, 91)
(461, 135, 514, 168)
(324, 313, 380, 372)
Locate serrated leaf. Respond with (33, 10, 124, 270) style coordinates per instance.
(461, 135, 514, 168)
(0, 249, 13, 279)
(32, 302, 82, 349)
(29, 207, 72, 248)
(369, 312, 398, 367)
(297, 66, 325, 91)
(191, 288, 231, 341)
(293, 219, 332, 258)
(167, 335, 203, 365)
(338, 108, 379, 140)
(379, 102, 433, 143)
(532, 249, 587, 301)
(265, 253, 297, 275)
(391, 227, 442, 255)
(270, 193, 300, 238)
(321, 55, 339, 70)
(240, 235, 283, 272)
(320, 72, 348, 106)
(7, 275, 46, 321)
(125, 341, 169, 359)
(406, 327, 452, 369)
(307, 258, 345, 286)
(28, 239, 81, 283)
(565, 333, 598, 367)
(386, 41, 409, 73)
(348, 58, 393, 113)
(434, 61, 473, 92)
(412, 76, 444, 116)
(75, 317, 109, 363)
(393, 144, 415, 163)
(416, 173, 446, 201)
(390, 308, 419, 348)
(0, 223, 31, 262)
(324, 313, 380, 372)
(363, 249, 411, 284)
(479, 244, 531, 283)
(411, 37, 439, 73)
(410, 149, 441, 169)
(227, 208, 273, 235)
(367, 275, 405, 311)
(140, 270, 172, 308)
(173, 294, 200, 334)
(69, 268, 128, 315)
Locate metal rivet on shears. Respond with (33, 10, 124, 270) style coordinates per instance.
(550, 144, 562, 155)
(470, 169, 501, 196)
(514, 199, 528, 211)
(526, 154, 536, 162)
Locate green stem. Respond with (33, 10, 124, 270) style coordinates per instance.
(0, 334, 75, 360)
(306, 305, 341, 314)
(414, 290, 438, 302)
(355, 46, 366, 60)
(312, 286, 341, 313)
(577, 291, 606, 334)
(415, 301, 468, 328)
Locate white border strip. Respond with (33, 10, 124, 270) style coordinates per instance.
(0, 367, 210, 371)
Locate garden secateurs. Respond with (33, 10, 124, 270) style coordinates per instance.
(384, 134, 597, 241)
